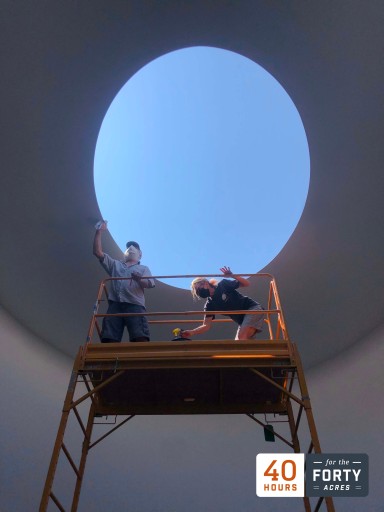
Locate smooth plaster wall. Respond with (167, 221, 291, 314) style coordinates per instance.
(0, 306, 73, 511)
(308, 323, 384, 512)
(1, 306, 383, 512)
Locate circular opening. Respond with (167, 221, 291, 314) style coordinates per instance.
(94, 46, 310, 288)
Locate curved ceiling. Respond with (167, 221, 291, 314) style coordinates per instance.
(1, 1, 383, 368)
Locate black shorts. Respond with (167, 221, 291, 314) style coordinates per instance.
(101, 301, 150, 342)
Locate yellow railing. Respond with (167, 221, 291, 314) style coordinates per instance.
(85, 273, 291, 346)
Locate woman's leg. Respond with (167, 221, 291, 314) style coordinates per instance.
(235, 325, 258, 340)
(236, 305, 265, 340)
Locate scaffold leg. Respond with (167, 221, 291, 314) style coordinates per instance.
(71, 403, 95, 512)
(39, 348, 83, 512)
(293, 344, 335, 512)
(286, 401, 311, 512)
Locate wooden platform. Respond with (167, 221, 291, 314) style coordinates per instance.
(81, 340, 296, 415)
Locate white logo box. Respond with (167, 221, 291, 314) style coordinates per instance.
(256, 453, 305, 497)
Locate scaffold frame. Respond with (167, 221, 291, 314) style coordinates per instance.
(40, 273, 335, 512)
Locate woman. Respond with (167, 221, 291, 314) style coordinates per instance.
(181, 267, 264, 340)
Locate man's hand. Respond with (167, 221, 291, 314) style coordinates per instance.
(220, 266, 233, 276)
(96, 220, 108, 231)
(131, 271, 142, 282)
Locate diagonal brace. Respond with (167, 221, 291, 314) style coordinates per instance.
(69, 370, 124, 410)
(89, 415, 135, 450)
(249, 368, 305, 407)
(246, 414, 293, 448)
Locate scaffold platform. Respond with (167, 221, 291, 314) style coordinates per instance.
(85, 340, 292, 415)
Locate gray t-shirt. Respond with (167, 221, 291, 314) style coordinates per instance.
(100, 253, 155, 307)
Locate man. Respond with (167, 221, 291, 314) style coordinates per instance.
(93, 221, 155, 342)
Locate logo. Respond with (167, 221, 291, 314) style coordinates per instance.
(256, 454, 305, 497)
(306, 454, 368, 497)
(256, 453, 368, 498)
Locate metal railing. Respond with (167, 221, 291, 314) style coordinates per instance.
(85, 273, 291, 346)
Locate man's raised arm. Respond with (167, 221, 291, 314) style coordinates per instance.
(93, 221, 107, 261)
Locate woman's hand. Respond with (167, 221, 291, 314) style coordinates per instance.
(220, 266, 233, 276)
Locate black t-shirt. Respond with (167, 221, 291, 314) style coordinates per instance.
(204, 279, 259, 325)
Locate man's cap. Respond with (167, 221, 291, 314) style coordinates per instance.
(126, 241, 141, 250)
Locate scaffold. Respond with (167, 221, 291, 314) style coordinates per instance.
(40, 273, 335, 512)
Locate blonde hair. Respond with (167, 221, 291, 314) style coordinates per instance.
(190, 277, 218, 301)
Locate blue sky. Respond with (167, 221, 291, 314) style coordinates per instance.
(94, 46, 310, 288)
